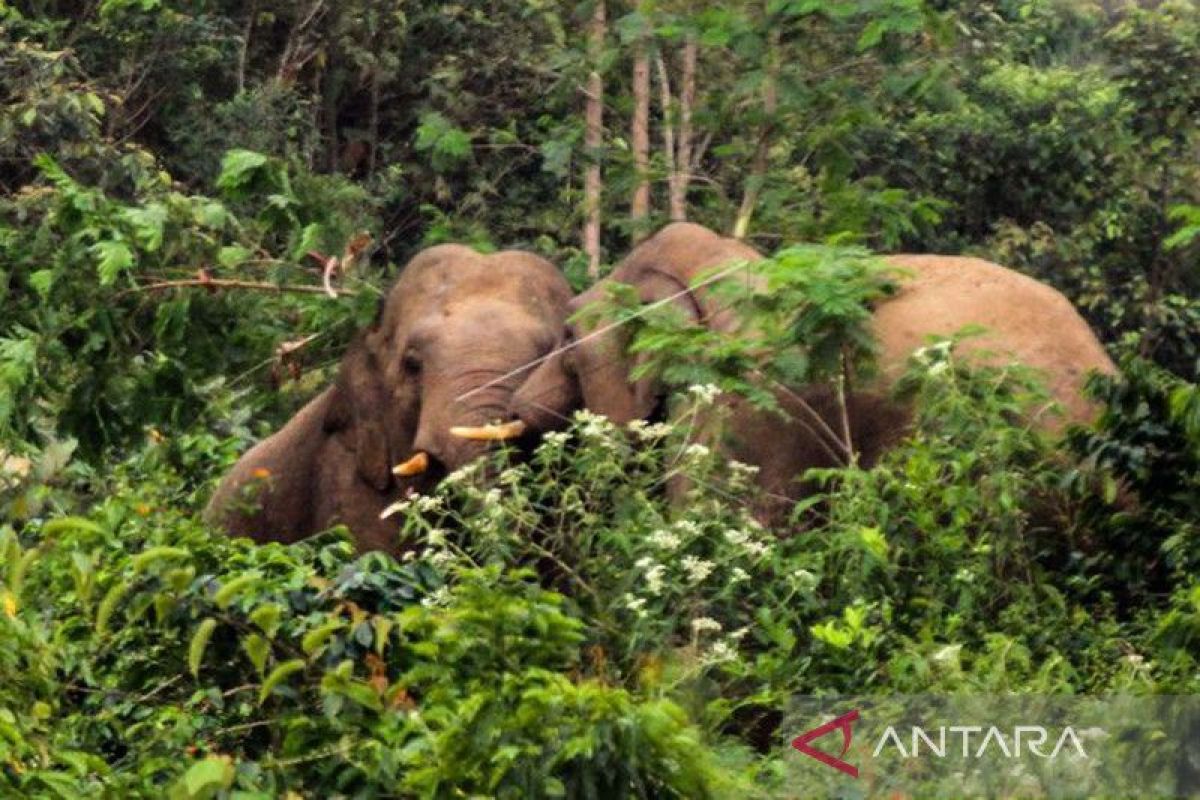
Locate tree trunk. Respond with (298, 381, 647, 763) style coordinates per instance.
(733, 27, 779, 239)
(583, 0, 606, 278)
(655, 52, 676, 220)
(671, 34, 696, 222)
(367, 67, 380, 178)
(237, 0, 257, 94)
(630, 18, 651, 239)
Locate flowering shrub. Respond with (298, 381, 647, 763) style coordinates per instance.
(0, 343, 1196, 796)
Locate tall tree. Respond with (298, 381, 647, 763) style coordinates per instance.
(733, 25, 780, 239)
(583, 0, 606, 277)
(670, 32, 696, 221)
(630, 3, 651, 239)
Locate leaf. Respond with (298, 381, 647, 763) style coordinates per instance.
(216, 149, 270, 194)
(213, 571, 261, 609)
(173, 755, 234, 800)
(858, 526, 889, 559)
(217, 245, 251, 268)
(120, 203, 167, 252)
(301, 619, 344, 656)
(414, 111, 472, 170)
(341, 680, 383, 712)
(7, 547, 38, 595)
(29, 270, 54, 299)
(92, 240, 134, 285)
(36, 439, 77, 480)
(130, 546, 191, 573)
(96, 580, 132, 635)
(249, 603, 284, 639)
(374, 616, 394, 656)
(259, 659, 306, 704)
(242, 633, 270, 675)
(192, 200, 228, 229)
(189, 618, 218, 677)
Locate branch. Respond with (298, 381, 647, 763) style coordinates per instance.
(119, 278, 356, 298)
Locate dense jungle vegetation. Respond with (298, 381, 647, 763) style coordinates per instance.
(1, 0, 1199, 796)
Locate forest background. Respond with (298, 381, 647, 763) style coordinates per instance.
(1, 0, 1199, 797)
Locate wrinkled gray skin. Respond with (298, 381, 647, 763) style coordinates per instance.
(511, 222, 1115, 522)
(206, 245, 572, 552)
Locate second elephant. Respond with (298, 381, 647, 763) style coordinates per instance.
(512, 222, 1116, 519)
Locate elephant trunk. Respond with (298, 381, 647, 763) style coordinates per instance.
(404, 379, 521, 474)
(509, 350, 580, 432)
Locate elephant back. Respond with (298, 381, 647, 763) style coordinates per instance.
(874, 254, 1116, 427)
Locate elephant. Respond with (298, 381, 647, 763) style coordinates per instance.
(206, 244, 573, 552)
(511, 222, 1116, 519)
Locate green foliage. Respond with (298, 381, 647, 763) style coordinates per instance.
(1, 0, 1198, 795)
(582, 245, 900, 413)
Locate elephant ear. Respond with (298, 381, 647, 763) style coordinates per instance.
(324, 334, 392, 492)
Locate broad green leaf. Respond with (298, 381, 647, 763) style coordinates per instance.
(92, 240, 134, 285)
(29, 270, 53, 299)
(249, 603, 284, 639)
(259, 659, 306, 704)
(217, 149, 270, 194)
(96, 580, 132, 635)
(301, 619, 344, 656)
(213, 571, 261, 609)
(173, 755, 234, 800)
(131, 546, 191, 573)
(242, 633, 269, 675)
(121, 203, 167, 252)
(189, 617, 218, 677)
(217, 245, 251, 268)
(41, 516, 105, 538)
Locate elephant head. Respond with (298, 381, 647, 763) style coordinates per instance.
(512, 222, 762, 430)
(208, 244, 573, 551)
(327, 244, 574, 491)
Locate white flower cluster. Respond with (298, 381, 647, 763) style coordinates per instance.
(624, 593, 647, 614)
(379, 491, 441, 520)
(690, 617, 723, 635)
(792, 568, 818, 591)
(420, 586, 452, 608)
(705, 640, 738, 664)
(728, 459, 761, 477)
(416, 494, 443, 512)
(681, 555, 714, 584)
(648, 528, 682, 551)
(636, 556, 667, 595)
(379, 498, 410, 520)
(542, 430, 571, 447)
(627, 419, 674, 440)
(688, 383, 721, 404)
(574, 409, 615, 438)
(725, 527, 771, 559)
(913, 340, 953, 375)
(442, 460, 482, 486)
(913, 340, 953, 364)
(683, 443, 711, 460)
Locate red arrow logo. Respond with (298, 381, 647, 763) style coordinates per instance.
(791, 709, 860, 778)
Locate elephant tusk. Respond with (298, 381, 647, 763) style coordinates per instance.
(449, 420, 527, 441)
(392, 451, 429, 477)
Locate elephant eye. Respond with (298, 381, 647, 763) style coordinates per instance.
(401, 351, 422, 376)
